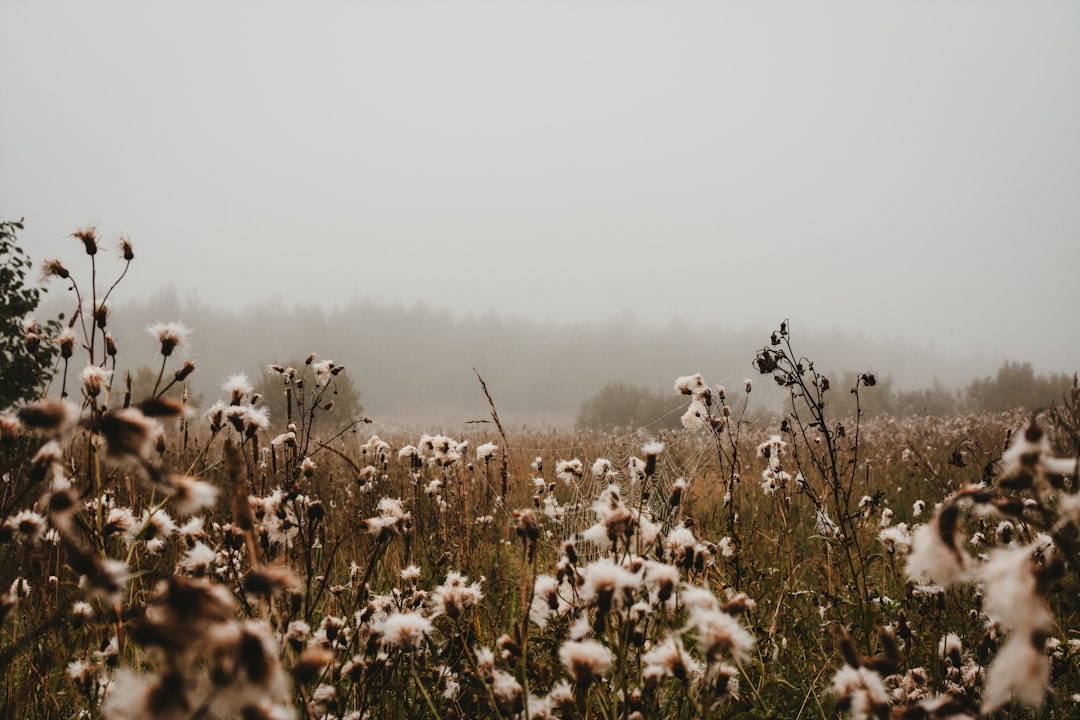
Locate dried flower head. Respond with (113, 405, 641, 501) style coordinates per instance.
(72, 226, 98, 255)
(147, 322, 190, 357)
(559, 639, 612, 685)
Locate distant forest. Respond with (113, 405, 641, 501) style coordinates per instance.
(38, 287, 1075, 428)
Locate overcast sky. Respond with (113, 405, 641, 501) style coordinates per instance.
(2, 0, 1078, 373)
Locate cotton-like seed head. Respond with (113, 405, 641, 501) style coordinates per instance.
(118, 236, 134, 260)
(57, 328, 76, 359)
(147, 322, 190, 357)
(97, 408, 157, 460)
(291, 645, 334, 685)
(559, 639, 612, 685)
(378, 611, 432, 651)
(80, 365, 110, 398)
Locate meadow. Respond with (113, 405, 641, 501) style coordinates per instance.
(2, 231, 1079, 719)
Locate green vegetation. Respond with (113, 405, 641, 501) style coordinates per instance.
(0, 219, 60, 408)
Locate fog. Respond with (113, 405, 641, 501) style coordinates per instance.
(3, 0, 1079, 420)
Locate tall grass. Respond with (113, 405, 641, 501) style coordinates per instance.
(1, 230, 1078, 719)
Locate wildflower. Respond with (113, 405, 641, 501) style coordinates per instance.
(530, 574, 566, 628)
(667, 477, 689, 509)
(438, 665, 460, 700)
(982, 630, 1051, 713)
(938, 633, 963, 667)
(756, 435, 787, 473)
(476, 441, 498, 462)
(546, 680, 575, 717)
(559, 639, 612, 685)
(2, 510, 47, 545)
(877, 523, 912, 555)
(579, 558, 639, 615)
(378, 611, 431, 651)
(688, 605, 755, 664)
(243, 565, 300, 599)
(681, 400, 708, 430)
(139, 509, 177, 543)
(431, 571, 484, 619)
(1000, 422, 1048, 484)
(223, 374, 253, 405)
(98, 408, 157, 460)
(81, 365, 110, 398)
(913, 499, 926, 517)
(364, 497, 411, 539)
(9, 577, 30, 598)
(400, 565, 422, 583)
(555, 458, 584, 484)
(643, 635, 700, 685)
(979, 543, 1055, 633)
(642, 441, 664, 475)
(72, 601, 94, 627)
(271, 431, 296, 448)
(73, 226, 98, 254)
(398, 445, 421, 467)
(101, 669, 192, 720)
(164, 475, 216, 516)
(75, 554, 129, 603)
(179, 541, 217, 574)
(831, 665, 891, 720)
(147, 322, 190, 357)
(905, 503, 970, 587)
(674, 373, 707, 396)
(93, 301, 109, 329)
(104, 506, 137, 539)
(66, 659, 93, 689)
(284, 620, 312, 652)
(512, 508, 541, 542)
(592, 458, 615, 481)
(41, 257, 71, 280)
(665, 523, 699, 567)
(117, 235, 134, 260)
(718, 536, 736, 558)
(173, 360, 195, 383)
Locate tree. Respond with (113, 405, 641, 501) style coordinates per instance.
(964, 360, 1073, 413)
(576, 382, 684, 431)
(0, 219, 60, 408)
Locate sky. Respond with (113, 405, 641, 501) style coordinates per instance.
(2, 0, 1078, 374)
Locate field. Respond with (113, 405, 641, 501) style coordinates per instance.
(2, 236, 1080, 720)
